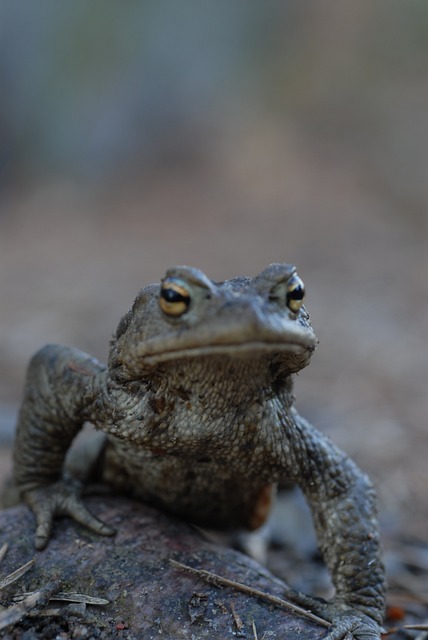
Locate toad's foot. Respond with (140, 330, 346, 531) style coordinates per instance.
(281, 589, 382, 640)
(23, 477, 115, 550)
(320, 611, 382, 640)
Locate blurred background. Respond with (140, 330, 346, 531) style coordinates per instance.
(0, 0, 427, 584)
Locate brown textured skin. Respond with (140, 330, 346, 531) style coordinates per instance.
(12, 264, 386, 640)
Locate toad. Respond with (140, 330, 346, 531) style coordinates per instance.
(11, 264, 385, 639)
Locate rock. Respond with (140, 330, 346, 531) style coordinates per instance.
(0, 497, 326, 639)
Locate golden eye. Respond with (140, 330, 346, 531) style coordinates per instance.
(286, 275, 305, 313)
(159, 278, 191, 316)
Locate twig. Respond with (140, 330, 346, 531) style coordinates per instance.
(230, 601, 244, 631)
(252, 620, 258, 640)
(170, 559, 330, 628)
(0, 578, 60, 631)
(0, 543, 8, 563)
(13, 591, 109, 605)
(0, 559, 35, 590)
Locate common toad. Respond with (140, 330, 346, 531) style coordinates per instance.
(12, 264, 385, 639)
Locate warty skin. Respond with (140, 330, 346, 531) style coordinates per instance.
(12, 263, 386, 640)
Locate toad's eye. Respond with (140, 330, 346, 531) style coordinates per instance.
(286, 275, 305, 313)
(159, 279, 191, 317)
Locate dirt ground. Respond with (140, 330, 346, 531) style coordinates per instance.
(0, 121, 427, 631)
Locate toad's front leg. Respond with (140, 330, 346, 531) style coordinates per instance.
(283, 412, 386, 640)
(13, 344, 114, 549)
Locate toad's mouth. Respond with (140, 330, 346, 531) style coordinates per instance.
(127, 308, 318, 369)
(140, 340, 311, 365)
